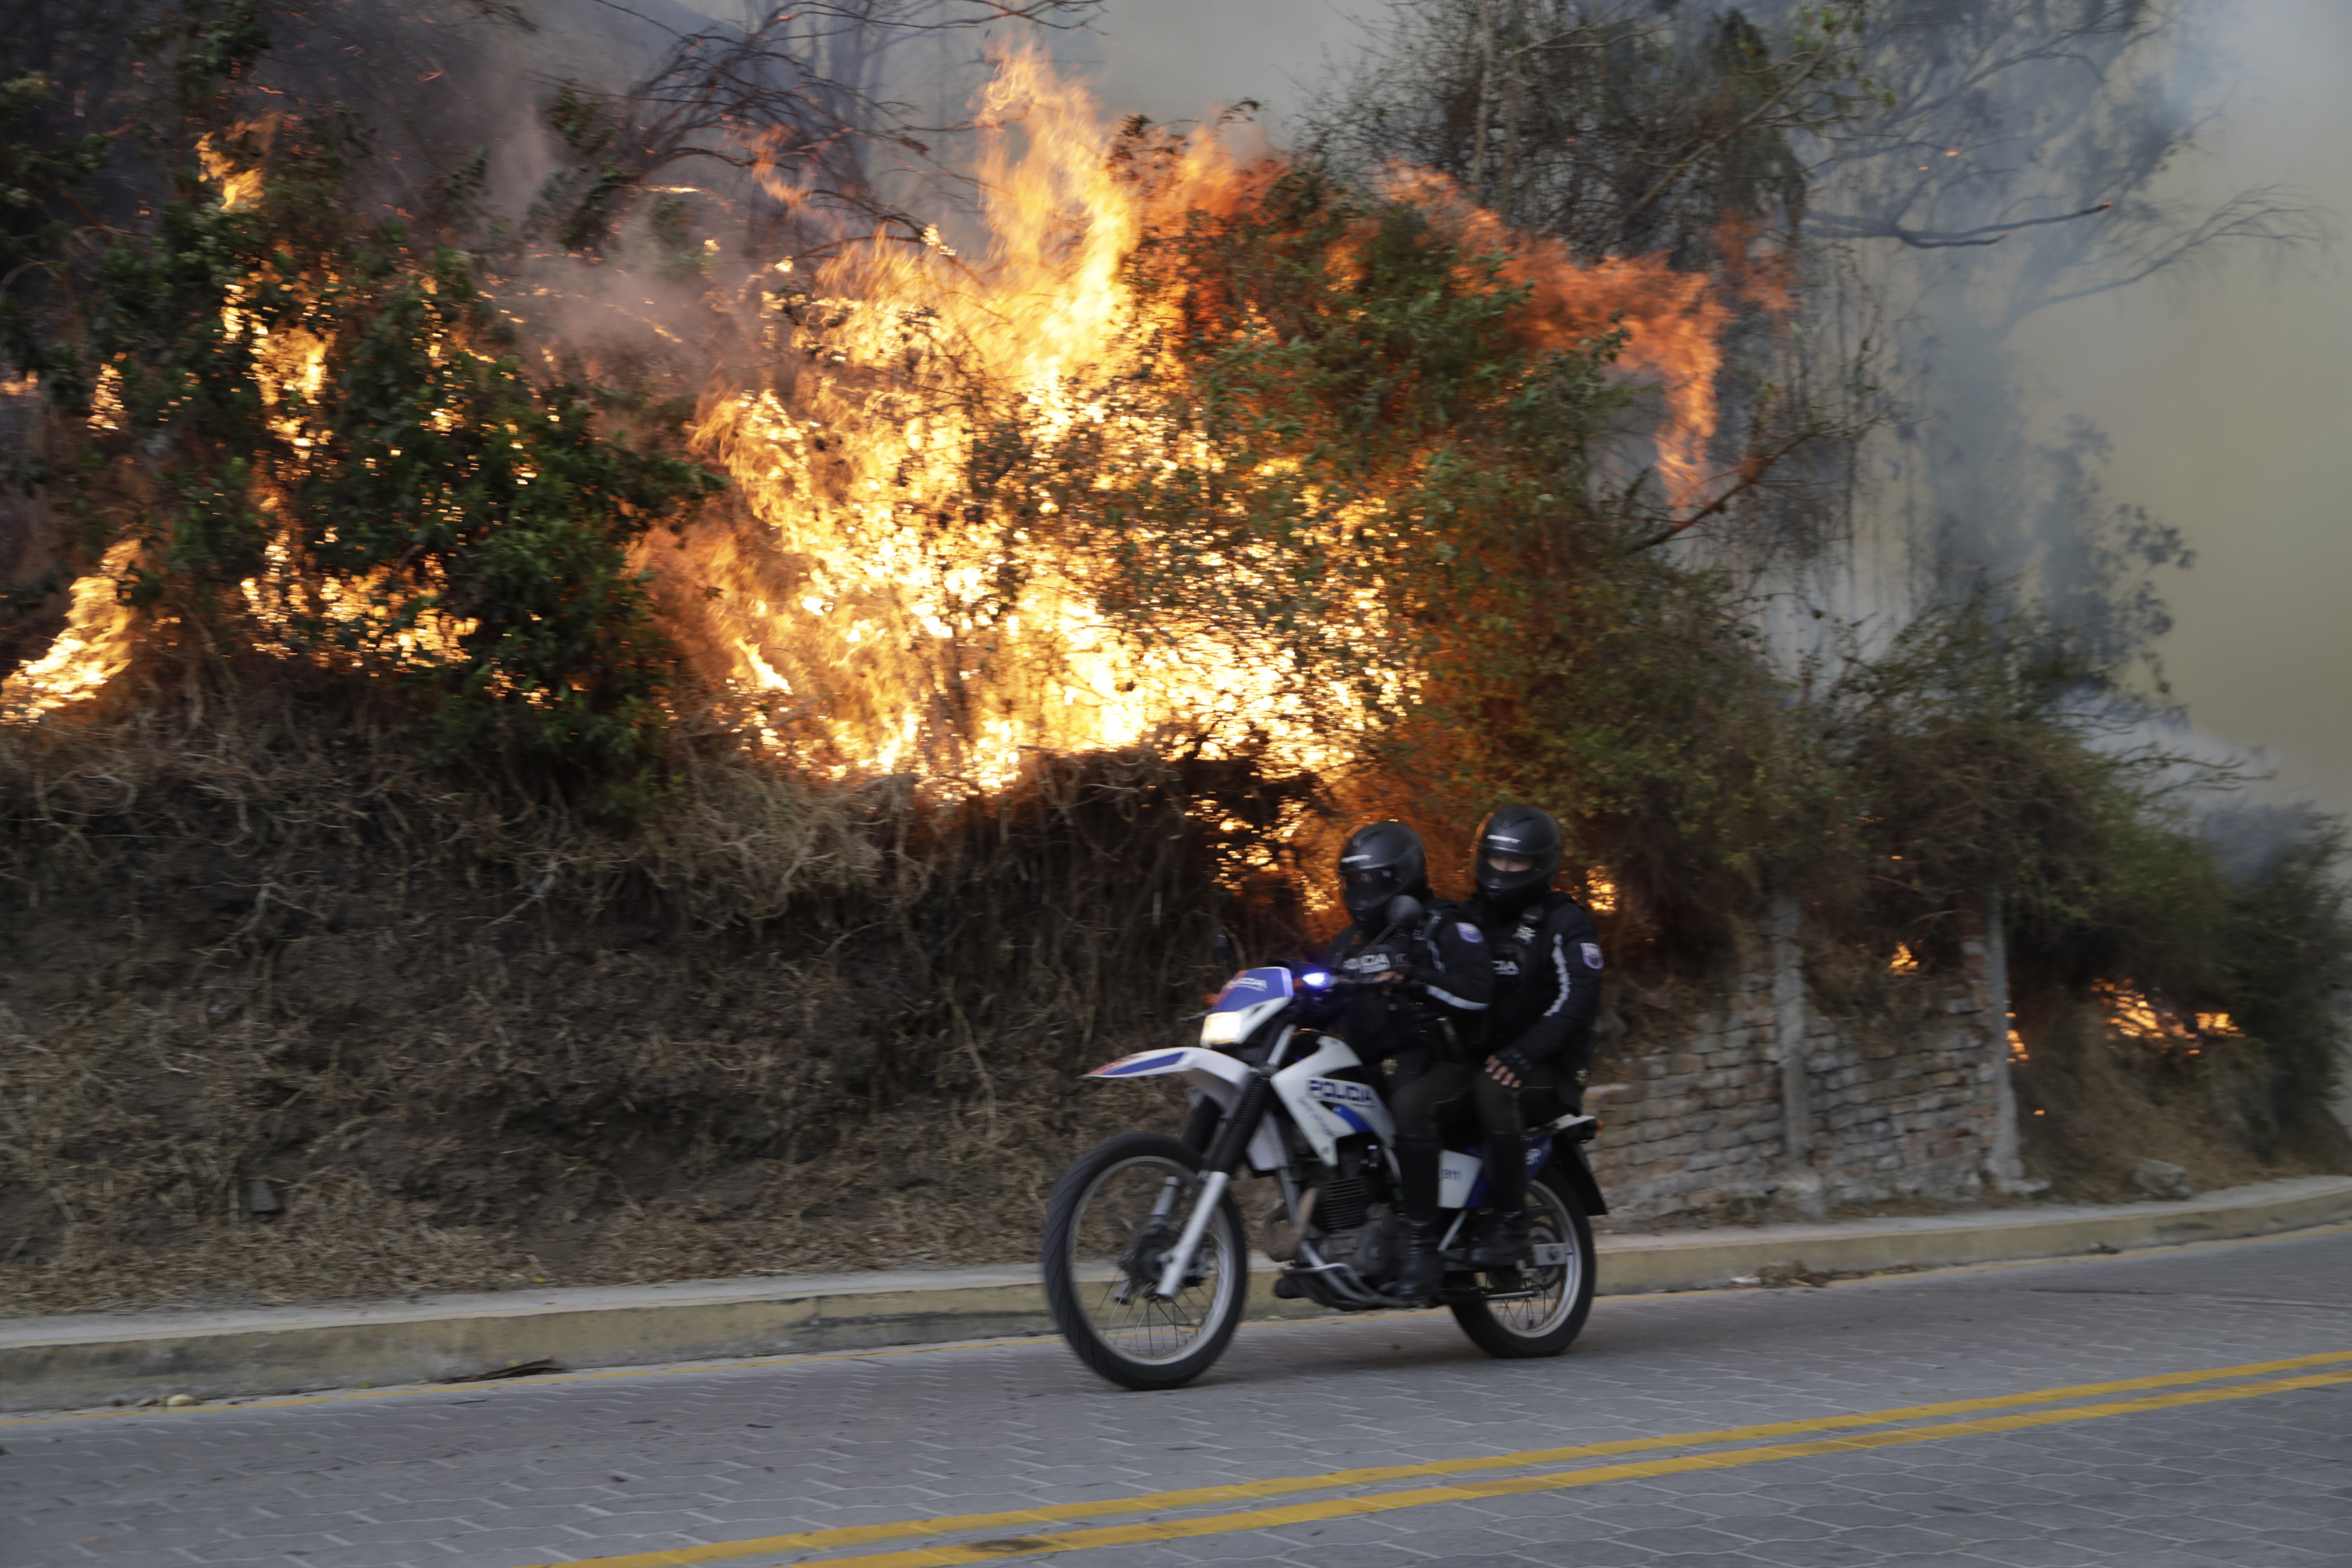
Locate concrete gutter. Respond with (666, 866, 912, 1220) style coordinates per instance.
(5, 1174, 2348, 1414)
(1591, 1173, 2352, 1290)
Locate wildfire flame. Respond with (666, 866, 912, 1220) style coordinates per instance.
(675, 53, 1329, 784)
(666, 49, 1735, 786)
(1374, 167, 1729, 508)
(0, 541, 140, 719)
(197, 129, 269, 212)
(2094, 982, 2236, 1047)
(5, 50, 1736, 802)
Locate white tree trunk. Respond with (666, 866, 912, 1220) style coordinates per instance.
(1769, 887, 1822, 1216)
(1979, 884, 2040, 1196)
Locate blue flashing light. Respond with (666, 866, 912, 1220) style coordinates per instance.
(1302, 971, 1334, 989)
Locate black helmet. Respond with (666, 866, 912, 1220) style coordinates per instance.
(1338, 820, 1429, 927)
(1473, 805, 1563, 915)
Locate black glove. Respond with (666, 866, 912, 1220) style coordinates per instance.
(1490, 1044, 1538, 1083)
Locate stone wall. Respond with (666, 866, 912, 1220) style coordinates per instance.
(1579, 916, 2013, 1225)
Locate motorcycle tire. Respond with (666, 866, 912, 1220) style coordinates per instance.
(1042, 1131, 1249, 1391)
(1447, 1162, 1596, 1359)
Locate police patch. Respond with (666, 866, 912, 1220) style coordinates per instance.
(1581, 942, 1604, 970)
(1457, 922, 1484, 943)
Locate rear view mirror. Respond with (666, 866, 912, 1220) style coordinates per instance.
(1383, 894, 1424, 928)
(1210, 930, 1239, 971)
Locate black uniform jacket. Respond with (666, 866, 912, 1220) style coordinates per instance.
(1323, 902, 1494, 1065)
(1468, 890, 1604, 1080)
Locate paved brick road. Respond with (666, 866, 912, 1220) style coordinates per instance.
(9, 1225, 2352, 1568)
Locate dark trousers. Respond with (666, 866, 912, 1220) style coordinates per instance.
(1388, 1058, 1549, 1225)
(1390, 1060, 1523, 1143)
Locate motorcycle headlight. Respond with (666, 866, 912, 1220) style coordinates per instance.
(1200, 1011, 1250, 1046)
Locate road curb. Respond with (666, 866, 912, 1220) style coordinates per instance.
(5, 1174, 2348, 1414)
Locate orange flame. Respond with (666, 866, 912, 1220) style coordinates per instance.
(671, 50, 1732, 786)
(2095, 982, 2234, 1047)
(1374, 167, 1730, 509)
(197, 130, 267, 212)
(2, 542, 140, 718)
(8, 53, 1733, 786)
(676, 53, 1351, 785)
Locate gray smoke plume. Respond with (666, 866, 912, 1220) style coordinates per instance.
(1769, 0, 2328, 662)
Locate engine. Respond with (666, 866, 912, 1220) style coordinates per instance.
(1301, 1147, 1400, 1283)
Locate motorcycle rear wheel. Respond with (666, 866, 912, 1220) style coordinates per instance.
(1042, 1131, 1248, 1391)
(1447, 1163, 1595, 1359)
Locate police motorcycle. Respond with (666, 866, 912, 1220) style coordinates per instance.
(1040, 896, 1606, 1391)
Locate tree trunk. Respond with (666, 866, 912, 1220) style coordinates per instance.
(1473, 0, 1496, 205)
(1769, 885, 1822, 1217)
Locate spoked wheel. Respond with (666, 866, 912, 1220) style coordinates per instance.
(1042, 1131, 1247, 1390)
(1448, 1163, 1596, 1359)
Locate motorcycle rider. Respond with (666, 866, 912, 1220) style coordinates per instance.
(1461, 804, 1604, 1270)
(1322, 821, 1495, 1304)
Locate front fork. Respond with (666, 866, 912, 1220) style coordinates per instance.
(1151, 1074, 1272, 1301)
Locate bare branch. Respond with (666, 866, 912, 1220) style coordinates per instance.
(1623, 424, 1828, 554)
(1807, 200, 2114, 249)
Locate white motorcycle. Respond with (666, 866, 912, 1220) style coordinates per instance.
(1041, 898, 1605, 1391)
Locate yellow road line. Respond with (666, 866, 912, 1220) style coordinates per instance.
(542, 1348, 2352, 1568)
(749, 1367, 2352, 1568)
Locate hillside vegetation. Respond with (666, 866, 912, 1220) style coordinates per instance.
(1, 2, 2345, 1311)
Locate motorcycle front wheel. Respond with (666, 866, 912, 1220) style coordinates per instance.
(1448, 1162, 1597, 1359)
(1042, 1131, 1248, 1390)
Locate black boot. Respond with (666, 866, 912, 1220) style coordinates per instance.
(1468, 1132, 1531, 1269)
(1391, 1134, 1444, 1302)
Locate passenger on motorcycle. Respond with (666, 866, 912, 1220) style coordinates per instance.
(1461, 805, 1604, 1272)
(1323, 820, 1494, 1304)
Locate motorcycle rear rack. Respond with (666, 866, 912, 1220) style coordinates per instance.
(1537, 1112, 1599, 1141)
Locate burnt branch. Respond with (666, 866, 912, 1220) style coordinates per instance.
(542, 2, 1101, 252)
(1808, 200, 2114, 249)
(1623, 423, 1838, 554)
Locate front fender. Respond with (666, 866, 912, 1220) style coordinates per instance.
(1085, 1046, 1252, 1115)
(1087, 1045, 1287, 1174)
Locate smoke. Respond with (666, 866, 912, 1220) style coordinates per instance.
(2203, 799, 2337, 889)
(2005, 0, 2352, 825)
(1766, 3, 2325, 656)
(1049, 0, 1372, 134)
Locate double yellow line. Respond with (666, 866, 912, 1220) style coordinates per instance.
(550, 1348, 2352, 1568)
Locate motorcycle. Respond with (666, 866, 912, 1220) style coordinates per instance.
(1041, 896, 1606, 1391)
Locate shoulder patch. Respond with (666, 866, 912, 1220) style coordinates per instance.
(1457, 921, 1484, 944)
(1581, 942, 1604, 971)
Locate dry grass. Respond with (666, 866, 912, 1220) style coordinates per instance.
(0, 674, 1268, 1316)
(5, 670, 2339, 1316)
(2013, 995, 2351, 1203)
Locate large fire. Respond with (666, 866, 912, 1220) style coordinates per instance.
(5, 51, 1733, 793)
